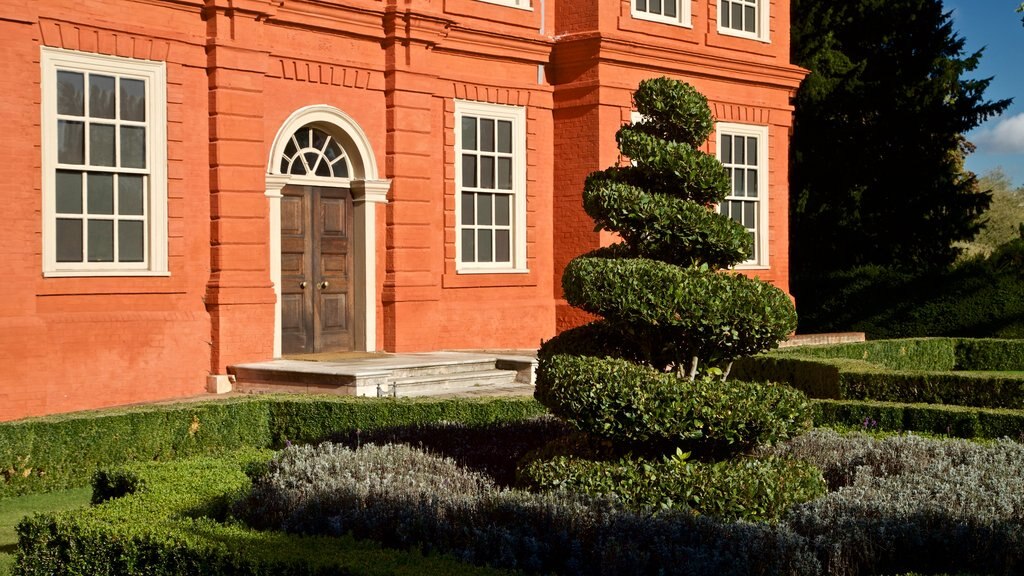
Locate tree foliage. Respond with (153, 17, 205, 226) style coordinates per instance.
(958, 168, 1024, 258)
(790, 0, 1010, 299)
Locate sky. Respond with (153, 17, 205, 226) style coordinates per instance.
(945, 1, 1024, 187)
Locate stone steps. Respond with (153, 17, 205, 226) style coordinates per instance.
(228, 352, 533, 398)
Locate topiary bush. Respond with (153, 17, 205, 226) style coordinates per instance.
(527, 77, 810, 517)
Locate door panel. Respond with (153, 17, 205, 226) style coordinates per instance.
(280, 185, 354, 355)
(280, 190, 313, 354)
(314, 188, 354, 352)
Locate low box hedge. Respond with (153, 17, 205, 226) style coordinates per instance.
(0, 395, 546, 498)
(733, 338, 1024, 410)
(810, 399, 1024, 440)
(15, 451, 510, 576)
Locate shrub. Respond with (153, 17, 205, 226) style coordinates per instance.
(772, 430, 1024, 575)
(810, 399, 1024, 440)
(16, 450, 507, 576)
(518, 451, 825, 522)
(732, 341, 1024, 410)
(235, 442, 822, 576)
(535, 354, 813, 456)
(955, 338, 1024, 370)
(536, 77, 800, 457)
(0, 395, 546, 498)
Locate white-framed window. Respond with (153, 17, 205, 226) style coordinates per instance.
(41, 47, 168, 277)
(455, 101, 527, 273)
(718, 0, 769, 42)
(716, 123, 769, 268)
(633, 0, 691, 27)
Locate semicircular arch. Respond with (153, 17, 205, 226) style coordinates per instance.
(267, 105, 379, 181)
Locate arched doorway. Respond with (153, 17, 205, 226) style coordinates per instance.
(265, 106, 390, 357)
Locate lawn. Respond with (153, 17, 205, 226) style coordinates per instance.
(0, 486, 92, 575)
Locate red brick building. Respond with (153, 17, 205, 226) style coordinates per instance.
(0, 0, 805, 420)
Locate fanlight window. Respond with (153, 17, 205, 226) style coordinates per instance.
(279, 126, 350, 178)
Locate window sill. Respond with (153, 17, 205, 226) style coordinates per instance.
(476, 0, 533, 11)
(716, 28, 770, 44)
(631, 11, 692, 28)
(43, 270, 171, 278)
(443, 269, 535, 288)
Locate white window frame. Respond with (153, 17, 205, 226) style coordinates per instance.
(40, 47, 168, 277)
(632, 0, 691, 27)
(717, 0, 769, 42)
(716, 123, 769, 269)
(477, 0, 532, 10)
(454, 100, 528, 274)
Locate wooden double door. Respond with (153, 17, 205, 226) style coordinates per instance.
(280, 185, 354, 355)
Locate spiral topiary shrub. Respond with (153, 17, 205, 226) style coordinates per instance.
(525, 78, 812, 514)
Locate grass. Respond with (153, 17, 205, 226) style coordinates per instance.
(0, 486, 92, 575)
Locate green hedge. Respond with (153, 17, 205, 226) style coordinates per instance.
(771, 338, 959, 371)
(732, 338, 1024, 409)
(15, 452, 509, 576)
(811, 399, 1024, 440)
(0, 396, 546, 498)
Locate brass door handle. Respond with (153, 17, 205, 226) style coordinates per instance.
(318, 281, 329, 289)
(299, 281, 308, 289)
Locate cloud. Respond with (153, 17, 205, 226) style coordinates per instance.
(973, 113, 1024, 153)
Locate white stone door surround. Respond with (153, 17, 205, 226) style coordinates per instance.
(266, 105, 390, 357)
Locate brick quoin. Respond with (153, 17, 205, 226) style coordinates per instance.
(1, 0, 805, 420)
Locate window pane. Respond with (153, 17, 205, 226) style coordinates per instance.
(119, 175, 145, 215)
(478, 229, 493, 263)
(90, 124, 115, 166)
(87, 219, 114, 262)
(734, 136, 745, 164)
(58, 120, 85, 164)
(120, 78, 146, 121)
(498, 157, 512, 190)
(721, 0, 731, 27)
(744, 5, 756, 32)
(495, 194, 510, 226)
(744, 201, 756, 227)
(314, 158, 331, 177)
(311, 128, 327, 150)
(496, 230, 510, 262)
(56, 171, 83, 214)
(333, 158, 349, 178)
(665, 0, 676, 17)
(57, 71, 84, 116)
(461, 229, 475, 262)
(324, 141, 341, 161)
(119, 221, 145, 262)
(296, 128, 311, 148)
(636, 0, 646, 12)
(56, 219, 83, 262)
(89, 75, 116, 119)
(748, 231, 756, 258)
(650, 0, 661, 14)
(461, 192, 475, 225)
(481, 157, 495, 189)
(747, 136, 758, 165)
(462, 154, 477, 188)
(480, 119, 495, 152)
(747, 169, 758, 196)
(721, 134, 732, 163)
(302, 152, 319, 175)
(461, 117, 477, 151)
(731, 3, 743, 30)
(730, 201, 742, 223)
(497, 121, 512, 153)
(478, 193, 493, 226)
(733, 168, 745, 195)
(87, 173, 114, 215)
